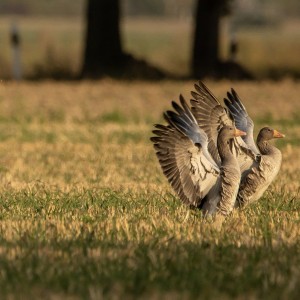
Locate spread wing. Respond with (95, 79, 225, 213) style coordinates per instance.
(224, 89, 260, 155)
(190, 82, 236, 165)
(151, 95, 219, 207)
(190, 81, 257, 173)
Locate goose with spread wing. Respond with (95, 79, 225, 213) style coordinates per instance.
(190, 81, 284, 208)
(224, 89, 284, 207)
(151, 96, 246, 216)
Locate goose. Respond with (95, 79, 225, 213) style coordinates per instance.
(151, 96, 246, 216)
(224, 89, 285, 207)
(190, 81, 285, 208)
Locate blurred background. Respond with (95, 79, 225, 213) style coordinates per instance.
(1, 0, 300, 80)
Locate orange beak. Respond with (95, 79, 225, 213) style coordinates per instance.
(234, 128, 247, 137)
(273, 130, 285, 138)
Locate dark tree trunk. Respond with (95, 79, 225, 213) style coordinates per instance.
(81, 0, 164, 79)
(81, 0, 126, 77)
(192, 0, 221, 78)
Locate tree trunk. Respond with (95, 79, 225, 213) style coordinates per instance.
(81, 0, 126, 77)
(192, 0, 221, 78)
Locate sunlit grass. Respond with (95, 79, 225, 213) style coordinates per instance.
(0, 79, 299, 298)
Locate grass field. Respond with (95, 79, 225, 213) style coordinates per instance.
(0, 79, 299, 299)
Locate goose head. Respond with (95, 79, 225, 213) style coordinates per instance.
(218, 125, 247, 141)
(217, 126, 246, 162)
(258, 127, 285, 141)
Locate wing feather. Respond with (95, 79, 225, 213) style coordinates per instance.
(190, 81, 258, 175)
(224, 89, 260, 155)
(151, 96, 219, 207)
(190, 82, 235, 165)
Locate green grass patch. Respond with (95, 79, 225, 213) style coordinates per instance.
(0, 187, 299, 298)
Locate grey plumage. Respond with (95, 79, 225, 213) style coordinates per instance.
(224, 89, 260, 156)
(224, 90, 284, 207)
(191, 82, 257, 174)
(151, 82, 284, 215)
(151, 87, 246, 216)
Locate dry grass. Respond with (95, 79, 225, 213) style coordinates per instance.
(0, 79, 299, 298)
(0, 79, 299, 195)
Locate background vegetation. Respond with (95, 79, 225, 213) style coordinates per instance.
(0, 0, 300, 79)
(1, 0, 300, 18)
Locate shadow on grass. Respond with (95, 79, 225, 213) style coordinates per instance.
(0, 187, 299, 298)
(0, 240, 299, 299)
